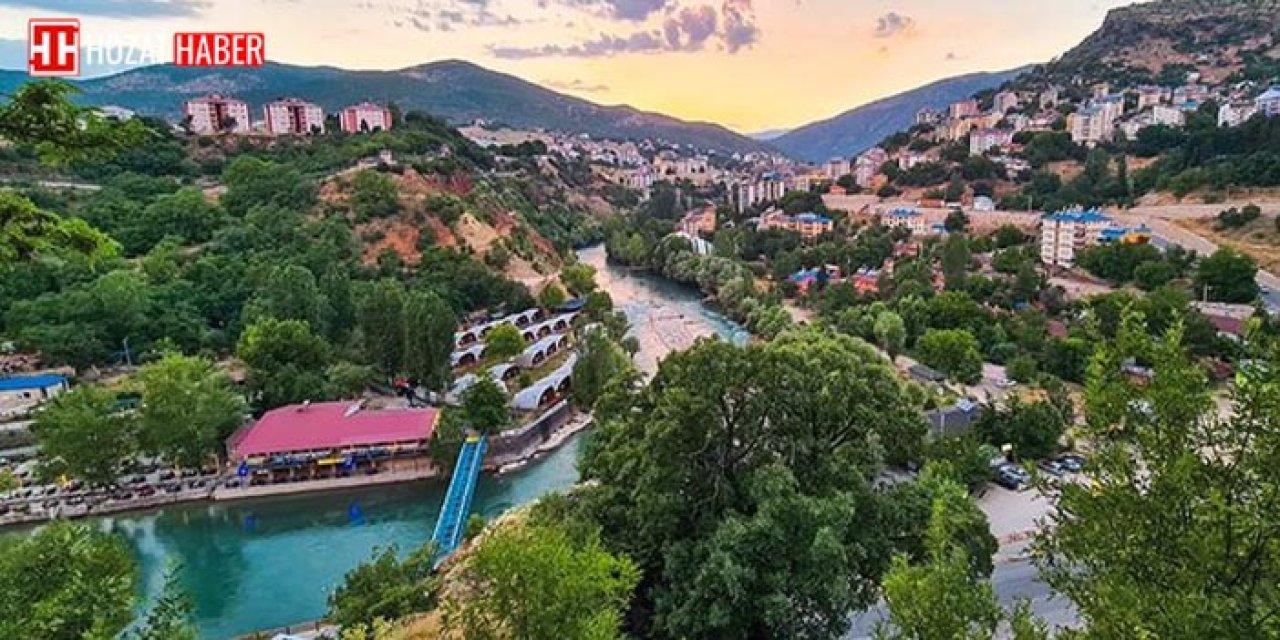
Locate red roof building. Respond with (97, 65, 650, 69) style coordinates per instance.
(227, 400, 438, 461)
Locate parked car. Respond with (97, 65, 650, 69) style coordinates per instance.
(1037, 459, 1065, 476)
(1057, 454, 1085, 473)
(164, 483, 182, 494)
(65, 495, 85, 506)
(158, 470, 176, 481)
(137, 486, 157, 497)
(111, 489, 133, 501)
(224, 478, 241, 489)
(995, 467, 1022, 490)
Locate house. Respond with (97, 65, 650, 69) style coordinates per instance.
(927, 399, 982, 436)
(825, 157, 851, 179)
(884, 208, 930, 235)
(789, 265, 841, 294)
(1256, 86, 1280, 117)
(1134, 85, 1171, 110)
(340, 102, 394, 133)
(1219, 101, 1259, 127)
(853, 267, 881, 295)
(263, 98, 325, 135)
(972, 196, 995, 212)
(1151, 105, 1185, 128)
(0, 374, 68, 417)
(993, 91, 1020, 114)
(182, 94, 251, 134)
(678, 205, 717, 237)
(915, 108, 944, 125)
(756, 210, 834, 240)
(909, 364, 948, 385)
(949, 99, 980, 120)
(969, 128, 1014, 156)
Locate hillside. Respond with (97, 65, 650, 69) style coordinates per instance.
(0, 60, 769, 156)
(771, 67, 1030, 162)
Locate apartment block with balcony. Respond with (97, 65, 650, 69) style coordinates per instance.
(183, 94, 251, 134)
(340, 102, 394, 133)
(264, 98, 325, 135)
(1039, 209, 1116, 267)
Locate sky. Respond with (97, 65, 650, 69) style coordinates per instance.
(0, 0, 1136, 133)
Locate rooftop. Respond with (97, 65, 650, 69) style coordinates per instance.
(227, 401, 437, 458)
(0, 374, 67, 392)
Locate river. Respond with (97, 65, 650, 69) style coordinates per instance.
(7, 244, 746, 639)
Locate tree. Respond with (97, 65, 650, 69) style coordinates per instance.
(874, 310, 907, 362)
(1195, 248, 1259, 303)
(329, 544, 439, 633)
(236, 317, 332, 410)
(138, 353, 246, 468)
(129, 566, 197, 640)
(1133, 259, 1176, 291)
(461, 377, 510, 434)
(538, 282, 567, 309)
(560, 263, 598, 296)
(944, 209, 970, 233)
(356, 280, 406, 375)
(940, 234, 971, 290)
(485, 323, 526, 361)
(0, 523, 138, 639)
(1005, 354, 1038, 383)
(220, 156, 315, 217)
(401, 290, 456, 391)
(1037, 318, 1280, 637)
(0, 79, 148, 166)
(917, 329, 983, 385)
(572, 329, 634, 410)
(973, 397, 1066, 460)
(581, 328, 928, 639)
(31, 385, 136, 486)
(244, 264, 329, 331)
(0, 191, 117, 268)
(348, 170, 400, 220)
(443, 516, 639, 640)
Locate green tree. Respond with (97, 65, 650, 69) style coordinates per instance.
(138, 353, 246, 468)
(0, 191, 117, 268)
(917, 329, 984, 385)
(560, 263, 599, 296)
(940, 234, 971, 290)
(236, 317, 332, 410)
(1005, 354, 1038, 383)
(0, 79, 147, 166)
(1195, 248, 1260, 303)
(1037, 318, 1280, 637)
(1133, 259, 1177, 291)
(461, 376, 510, 433)
(328, 544, 439, 632)
(129, 566, 197, 640)
(244, 264, 329, 332)
(0, 523, 138, 639)
(484, 323, 526, 361)
(356, 280, 405, 375)
(220, 157, 315, 217)
(401, 290, 456, 390)
(443, 517, 639, 640)
(348, 170, 400, 220)
(973, 397, 1066, 460)
(874, 310, 907, 362)
(32, 385, 137, 486)
(581, 328, 928, 639)
(944, 209, 970, 233)
(538, 282, 567, 309)
(572, 329, 634, 410)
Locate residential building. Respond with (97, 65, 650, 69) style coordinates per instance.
(733, 175, 788, 214)
(1219, 101, 1259, 127)
(969, 128, 1015, 156)
(1068, 106, 1113, 144)
(1005, 113, 1032, 132)
(756, 209, 834, 240)
(854, 147, 888, 188)
(1091, 83, 1112, 99)
(97, 105, 135, 121)
(678, 205, 717, 237)
(993, 90, 1020, 114)
(972, 196, 995, 212)
(264, 98, 325, 135)
(182, 94, 251, 134)
(898, 151, 930, 170)
(949, 99, 980, 120)
(1039, 87, 1061, 110)
(1151, 104, 1185, 128)
(340, 102, 394, 133)
(915, 108, 943, 126)
(1039, 209, 1148, 267)
(1174, 84, 1210, 105)
(945, 117, 978, 141)
(1256, 86, 1280, 117)
(825, 157, 851, 179)
(1093, 94, 1126, 122)
(884, 208, 930, 235)
(1135, 85, 1171, 110)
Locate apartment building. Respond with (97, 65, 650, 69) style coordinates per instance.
(757, 209, 834, 240)
(915, 108, 943, 126)
(1039, 209, 1116, 267)
(1134, 85, 1171, 110)
(340, 102, 394, 133)
(264, 98, 325, 135)
(969, 128, 1014, 156)
(1256, 86, 1280, 118)
(1068, 106, 1113, 144)
(183, 94, 251, 134)
(1219, 101, 1259, 128)
(825, 157, 851, 179)
(993, 91, 1020, 114)
(678, 205, 717, 237)
(884, 208, 930, 236)
(949, 99, 980, 120)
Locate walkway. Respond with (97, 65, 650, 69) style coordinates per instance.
(430, 435, 488, 565)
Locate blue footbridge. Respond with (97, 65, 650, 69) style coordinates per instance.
(430, 434, 488, 567)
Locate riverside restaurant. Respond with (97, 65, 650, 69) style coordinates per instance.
(225, 400, 439, 482)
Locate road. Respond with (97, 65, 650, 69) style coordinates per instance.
(1113, 208, 1280, 311)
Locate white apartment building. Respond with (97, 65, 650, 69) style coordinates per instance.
(264, 98, 325, 135)
(734, 176, 788, 214)
(1219, 101, 1259, 128)
(1068, 106, 1113, 144)
(1040, 209, 1115, 268)
(1151, 104, 1185, 128)
(969, 128, 1014, 156)
(1134, 85, 1171, 110)
(340, 102, 394, 133)
(825, 157, 851, 179)
(949, 99, 980, 120)
(1256, 87, 1280, 118)
(993, 91, 1020, 114)
(884, 208, 930, 235)
(183, 94, 251, 134)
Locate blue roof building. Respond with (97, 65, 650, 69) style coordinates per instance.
(0, 374, 67, 394)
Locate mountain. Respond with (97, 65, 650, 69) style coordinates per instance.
(0, 60, 770, 156)
(770, 67, 1031, 162)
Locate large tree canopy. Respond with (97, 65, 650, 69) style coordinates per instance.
(580, 327, 928, 639)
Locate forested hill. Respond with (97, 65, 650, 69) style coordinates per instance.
(0, 60, 769, 156)
(771, 67, 1029, 162)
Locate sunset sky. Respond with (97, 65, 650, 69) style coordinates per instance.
(0, 0, 1136, 132)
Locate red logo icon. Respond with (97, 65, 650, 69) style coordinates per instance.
(28, 18, 80, 77)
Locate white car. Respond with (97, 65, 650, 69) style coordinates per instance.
(996, 378, 1017, 389)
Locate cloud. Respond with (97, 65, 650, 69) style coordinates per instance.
(873, 11, 913, 38)
(10, 0, 207, 18)
(393, 0, 524, 32)
(555, 0, 667, 21)
(544, 78, 610, 93)
(491, 0, 758, 59)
